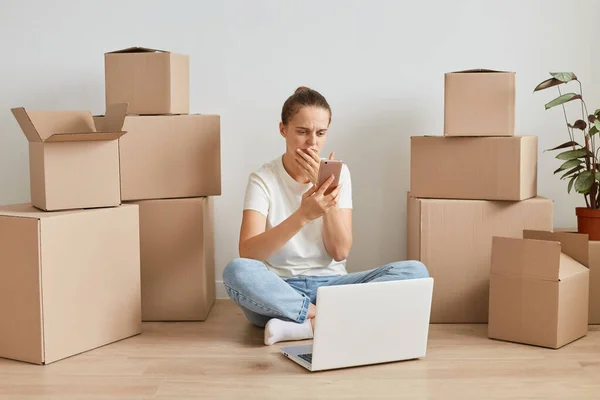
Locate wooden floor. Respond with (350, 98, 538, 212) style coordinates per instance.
(0, 300, 599, 399)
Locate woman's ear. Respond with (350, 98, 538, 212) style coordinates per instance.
(279, 122, 286, 138)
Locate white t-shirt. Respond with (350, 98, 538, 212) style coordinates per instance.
(242, 155, 353, 278)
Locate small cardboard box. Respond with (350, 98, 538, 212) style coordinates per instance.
(444, 69, 515, 136)
(93, 114, 221, 201)
(489, 230, 589, 349)
(407, 194, 553, 323)
(410, 135, 537, 201)
(128, 197, 215, 321)
(553, 227, 600, 325)
(0, 203, 141, 365)
(105, 47, 189, 115)
(11, 103, 127, 211)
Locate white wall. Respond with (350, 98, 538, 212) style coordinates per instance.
(1, 0, 597, 298)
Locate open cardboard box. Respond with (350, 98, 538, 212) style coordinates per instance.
(489, 229, 589, 349)
(554, 227, 600, 324)
(444, 69, 515, 137)
(11, 103, 128, 211)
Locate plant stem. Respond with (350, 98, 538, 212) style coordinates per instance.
(557, 87, 576, 144)
(585, 135, 597, 209)
(578, 81, 597, 208)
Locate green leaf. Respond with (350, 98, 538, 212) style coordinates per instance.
(590, 126, 599, 136)
(595, 109, 600, 117)
(545, 93, 582, 110)
(556, 148, 588, 160)
(568, 175, 577, 193)
(554, 159, 582, 174)
(550, 72, 577, 83)
(534, 78, 562, 92)
(545, 141, 580, 151)
(595, 119, 600, 131)
(595, 171, 600, 182)
(575, 171, 594, 193)
(569, 120, 587, 130)
(561, 164, 584, 179)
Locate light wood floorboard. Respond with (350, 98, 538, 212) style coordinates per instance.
(0, 300, 599, 399)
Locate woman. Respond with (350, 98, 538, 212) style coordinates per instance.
(223, 86, 429, 346)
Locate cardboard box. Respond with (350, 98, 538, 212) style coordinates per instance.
(410, 135, 537, 201)
(128, 197, 215, 321)
(444, 69, 515, 136)
(105, 47, 189, 115)
(93, 114, 221, 201)
(553, 227, 600, 325)
(11, 104, 127, 211)
(0, 203, 141, 365)
(407, 194, 553, 323)
(489, 230, 589, 349)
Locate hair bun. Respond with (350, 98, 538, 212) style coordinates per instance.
(295, 86, 311, 94)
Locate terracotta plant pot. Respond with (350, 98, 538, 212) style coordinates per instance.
(576, 207, 600, 240)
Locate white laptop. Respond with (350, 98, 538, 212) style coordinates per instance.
(280, 277, 434, 372)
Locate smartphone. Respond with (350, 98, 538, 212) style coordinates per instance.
(316, 159, 343, 194)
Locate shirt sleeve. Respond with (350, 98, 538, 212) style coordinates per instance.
(337, 164, 353, 209)
(243, 172, 270, 217)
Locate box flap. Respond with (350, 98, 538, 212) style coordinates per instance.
(523, 230, 589, 267)
(11, 108, 96, 142)
(11, 107, 42, 142)
(11, 105, 127, 143)
(97, 103, 128, 132)
(491, 236, 561, 281)
(558, 253, 589, 280)
(44, 132, 125, 142)
(105, 46, 169, 54)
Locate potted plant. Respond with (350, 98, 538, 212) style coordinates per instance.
(534, 72, 600, 239)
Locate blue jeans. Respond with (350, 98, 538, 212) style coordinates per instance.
(222, 258, 430, 328)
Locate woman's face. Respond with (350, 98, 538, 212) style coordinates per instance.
(280, 106, 330, 156)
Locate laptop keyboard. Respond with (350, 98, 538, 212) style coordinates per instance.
(298, 353, 312, 363)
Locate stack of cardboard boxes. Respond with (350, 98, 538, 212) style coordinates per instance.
(101, 47, 220, 322)
(0, 47, 220, 365)
(407, 69, 591, 348)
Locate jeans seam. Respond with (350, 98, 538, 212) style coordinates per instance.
(297, 296, 309, 323)
(224, 282, 307, 322)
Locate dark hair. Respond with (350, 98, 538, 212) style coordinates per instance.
(281, 86, 332, 125)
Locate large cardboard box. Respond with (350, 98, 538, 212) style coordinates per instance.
(489, 230, 589, 349)
(94, 114, 221, 201)
(410, 135, 537, 201)
(553, 227, 600, 325)
(407, 194, 553, 323)
(11, 104, 127, 211)
(105, 47, 189, 115)
(128, 197, 215, 321)
(444, 69, 515, 136)
(0, 203, 141, 365)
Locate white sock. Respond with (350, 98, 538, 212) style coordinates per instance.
(264, 318, 313, 346)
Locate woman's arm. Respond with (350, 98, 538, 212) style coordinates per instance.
(322, 207, 352, 261)
(239, 209, 308, 261)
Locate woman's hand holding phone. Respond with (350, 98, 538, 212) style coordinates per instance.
(298, 175, 342, 223)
